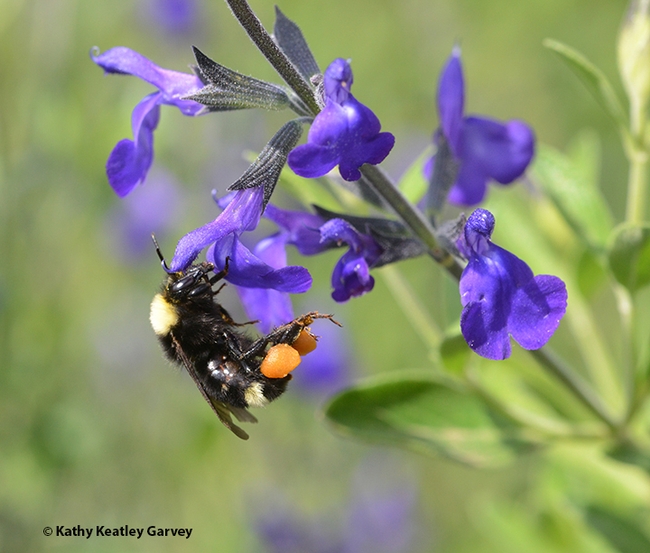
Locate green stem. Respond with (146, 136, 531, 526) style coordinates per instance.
(625, 87, 649, 223)
(379, 264, 442, 353)
(625, 147, 648, 224)
(529, 348, 621, 434)
(360, 164, 464, 280)
(224, 0, 321, 115)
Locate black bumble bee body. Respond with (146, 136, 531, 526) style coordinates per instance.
(149, 246, 338, 440)
(150, 261, 291, 439)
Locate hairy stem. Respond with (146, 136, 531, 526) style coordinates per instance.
(224, 0, 321, 115)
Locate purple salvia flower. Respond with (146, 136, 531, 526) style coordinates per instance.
(458, 209, 567, 360)
(233, 234, 297, 334)
(319, 219, 382, 302)
(288, 58, 395, 181)
(229, 204, 327, 332)
(428, 47, 535, 206)
(169, 188, 311, 307)
(92, 47, 204, 196)
(260, 205, 384, 304)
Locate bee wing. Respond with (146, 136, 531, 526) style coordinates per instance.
(171, 336, 256, 440)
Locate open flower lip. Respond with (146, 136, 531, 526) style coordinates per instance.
(458, 209, 568, 360)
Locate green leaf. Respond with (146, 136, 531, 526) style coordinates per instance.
(585, 506, 650, 553)
(543, 39, 629, 133)
(607, 223, 650, 292)
(607, 441, 650, 475)
(576, 249, 608, 299)
(324, 373, 540, 467)
(532, 139, 613, 250)
(397, 145, 433, 204)
(439, 329, 471, 374)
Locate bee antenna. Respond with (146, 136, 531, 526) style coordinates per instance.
(151, 234, 172, 273)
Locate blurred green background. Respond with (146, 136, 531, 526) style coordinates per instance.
(0, 0, 636, 551)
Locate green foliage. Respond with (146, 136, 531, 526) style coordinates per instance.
(532, 133, 613, 251)
(607, 223, 650, 292)
(325, 374, 541, 468)
(543, 39, 629, 136)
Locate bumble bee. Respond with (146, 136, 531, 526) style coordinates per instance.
(149, 237, 340, 440)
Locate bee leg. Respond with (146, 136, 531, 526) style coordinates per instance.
(239, 312, 341, 362)
(209, 256, 230, 285)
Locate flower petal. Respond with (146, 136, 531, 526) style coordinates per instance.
(170, 188, 264, 271)
(321, 219, 380, 302)
(210, 235, 312, 293)
(509, 275, 567, 350)
(233, 234, 297, 333)
(460, 300, 511, 360)
(287, 142, 340, 179)
(287, 60, 394, 182)
(106, 92, 161, 196)
(459, 209, 566, 359)
(437, 47, 464, 155)
(91, 46, 203, 115)
(324, 57, 353, 103)
(236, 287, 295, 334)
(460, 116, 535, 184)
(263, 205, 326, 255)
(338, 131, 394, 181)
(447, 157, 489, 206)
(330, 250, 375, 302)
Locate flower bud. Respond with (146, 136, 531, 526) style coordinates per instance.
(618, 0, 650, 126)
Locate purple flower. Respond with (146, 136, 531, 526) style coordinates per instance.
(169, 188, 312, 321)
(258, 205, 384, 304)
(233, 234, 299, 334)
(428, 47, 535, 206)
(288, 58, 395, 181)
(319, 219, 382, 302)
(143, 0, 200, 36)
(458, 209, 567, 360)
(91, 47, 204, 196)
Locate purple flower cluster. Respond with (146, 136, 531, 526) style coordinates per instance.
(426, 48, 535, 206)
(93, 30, 566, 361)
